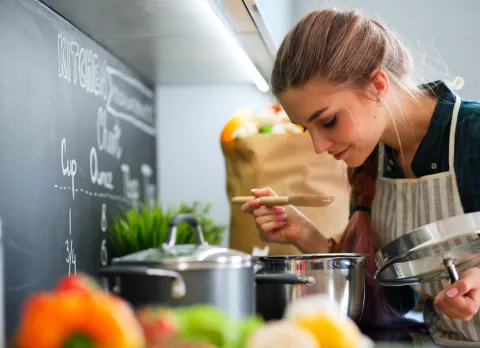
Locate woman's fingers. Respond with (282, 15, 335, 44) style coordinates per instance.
(251, 187, 278, 197)
(240, 187, 280, 213)
(241, 198, 260, 213)
(252, 206, 285, 217)
(256, 212, 287, 227)
(240, 187, 291, 243)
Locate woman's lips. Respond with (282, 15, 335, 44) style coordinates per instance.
(333, 147, 350, 160)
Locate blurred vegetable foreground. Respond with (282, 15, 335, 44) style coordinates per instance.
(11, 273, 377, 348)
(11, 273, 263, 348)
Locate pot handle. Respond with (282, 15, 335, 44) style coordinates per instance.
(164, 214, 206, 248)
(255, 273, 316, 286)
(99, 266, 186, 299)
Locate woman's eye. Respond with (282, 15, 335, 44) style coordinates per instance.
(323, 114, 338, 129)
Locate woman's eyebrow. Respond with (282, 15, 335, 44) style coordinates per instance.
(307, 107, 329, 123)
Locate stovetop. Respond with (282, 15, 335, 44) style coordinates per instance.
(361, 311, 437, 347)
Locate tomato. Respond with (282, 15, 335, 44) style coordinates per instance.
(54, 273, 101, 294)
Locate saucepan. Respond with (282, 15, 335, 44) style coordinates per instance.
(254, 252, 366, 322)
(99, 214, 366, 323)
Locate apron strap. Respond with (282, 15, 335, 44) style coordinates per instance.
(377, 142, 385, 178)
(448, 93, 461, 170)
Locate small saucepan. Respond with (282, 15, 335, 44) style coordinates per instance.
(254, 253, 366, 322)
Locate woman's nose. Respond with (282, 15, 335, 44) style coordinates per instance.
(311, 133, 334, 155)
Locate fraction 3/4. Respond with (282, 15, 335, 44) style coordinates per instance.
(65, 208, 76, 276)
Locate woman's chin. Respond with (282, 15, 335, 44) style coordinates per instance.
(343, 153, 368, 168)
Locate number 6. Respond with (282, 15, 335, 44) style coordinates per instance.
(100, 239, 108, 266)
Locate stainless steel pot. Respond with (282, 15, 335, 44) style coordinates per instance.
(255, 253, 366, 323)
(100, 214, 255, 321)
(99, 214, 316, 321)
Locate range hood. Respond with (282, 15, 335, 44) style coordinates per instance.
(39, 0, 278, 88)
(207, 0, 277, 86)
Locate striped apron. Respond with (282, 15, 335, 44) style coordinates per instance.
(372, 93, 480, 345)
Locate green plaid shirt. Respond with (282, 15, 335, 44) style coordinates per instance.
(381, 80, 480, 213)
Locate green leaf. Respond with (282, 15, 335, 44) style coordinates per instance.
(63, 334, 94, 348)
(108, 201, 227, 257)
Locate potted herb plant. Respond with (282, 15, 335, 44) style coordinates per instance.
(108, 201, 227, 258)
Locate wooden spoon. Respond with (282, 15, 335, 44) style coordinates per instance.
(231, 194, 334, 207)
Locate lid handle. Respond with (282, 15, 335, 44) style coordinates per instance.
(443, 258, 459, 283)
(164, 214, 206, 248)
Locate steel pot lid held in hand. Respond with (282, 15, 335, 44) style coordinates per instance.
(110, 214, 253, 271)
(375, 212, 480, 286)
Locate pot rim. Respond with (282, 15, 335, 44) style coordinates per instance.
(256, 252, 367, 261)
(111, 257, 255, 271)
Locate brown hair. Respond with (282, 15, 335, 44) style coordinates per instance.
(271, 9, 423, 327)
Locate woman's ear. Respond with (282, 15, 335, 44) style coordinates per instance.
(369, 69, 390, 103)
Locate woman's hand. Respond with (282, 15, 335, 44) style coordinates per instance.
(240, 187, 331, 253)
(434, 268, 480, 321)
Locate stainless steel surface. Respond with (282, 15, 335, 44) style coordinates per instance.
(111, 213, 252, 270)
(164, 214, 206, 248)
(99, 265, 186, 299)
(100, 214, 256, 321)
(443, 258, 459, 283)
(376, 238, 480, 286)
(105, 266, 256, 321)
(39, 0, 275, 85)
(375, 212, 480, 286)
(255, 253, 366, 322)
(254, 273, 316, 285)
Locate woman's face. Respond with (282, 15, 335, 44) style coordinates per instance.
(279, 78, 388, 167)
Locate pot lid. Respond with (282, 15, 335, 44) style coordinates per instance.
(375, 212, 480, 286)
(111, 214, 252, 270)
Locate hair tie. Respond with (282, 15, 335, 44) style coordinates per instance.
(355, 206, 371, 214)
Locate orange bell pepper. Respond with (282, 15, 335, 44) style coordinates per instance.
(15, 279, 145, 348)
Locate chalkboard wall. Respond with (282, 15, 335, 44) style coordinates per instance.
(0, 0, 157, 337)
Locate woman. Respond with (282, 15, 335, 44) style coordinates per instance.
(241, 9, 480, 345)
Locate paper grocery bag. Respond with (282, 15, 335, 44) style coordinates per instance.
(222, 132, 351, 256)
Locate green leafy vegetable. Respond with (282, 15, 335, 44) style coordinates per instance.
(135, 304, 264, 348)
(174, 305, 236, 347)
(230, 315, 264, 348)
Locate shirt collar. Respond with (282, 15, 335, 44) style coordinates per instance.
(412, 80, 457, 175)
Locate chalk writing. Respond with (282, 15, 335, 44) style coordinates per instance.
(65, 209, 76, 276)
(61, 138, 77, 200)
(90, 147, 114, 190)
(121, 164, 140, 201)
(97, 106, 123, 159)
(141, 164, 156, 206)
(57, 33, 108, 100)
(101, 203, 107, 232)
(100, 203, 108, 266)
(106, 66, 156, 136)
(53, 184, 133, 205)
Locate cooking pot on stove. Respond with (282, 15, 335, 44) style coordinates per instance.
(99, 214, 320, 321)
(255, 253, 366, 323)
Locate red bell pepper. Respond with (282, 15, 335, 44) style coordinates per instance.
(15, 274, 145, 348)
